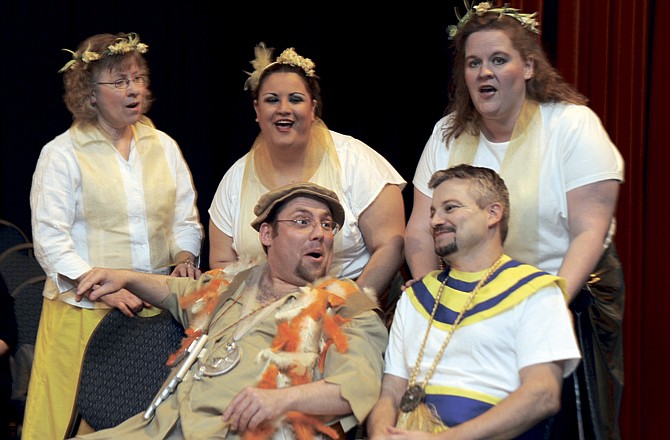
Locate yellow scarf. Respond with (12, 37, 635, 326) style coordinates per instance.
(448, 100, 542, 265)
(238, 118, 344, 275)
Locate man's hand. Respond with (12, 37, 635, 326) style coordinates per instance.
(76, 268, 126, 302)
(222, 387, 287, 432)
(76, 267, 171, 310)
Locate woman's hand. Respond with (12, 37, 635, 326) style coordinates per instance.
(171, 260, 202, 279)
(99, 288, 148, 317)
(402, 278, 420, 291)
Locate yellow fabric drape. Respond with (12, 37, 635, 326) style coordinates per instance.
(71, 116, 177, 270)
(238, 118, 344, 275)
(448, 100, 542, 264)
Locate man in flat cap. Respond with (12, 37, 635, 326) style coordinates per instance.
(72, 182, 387, 439)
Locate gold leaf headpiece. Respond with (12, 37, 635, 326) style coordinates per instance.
(243, 42, 317, 92)
(447, 1, 540, 40)
(58, 32, 149, 73)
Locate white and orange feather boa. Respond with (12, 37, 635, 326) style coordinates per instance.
(167, 261, 377, 440)
(244, 277, 370, 440)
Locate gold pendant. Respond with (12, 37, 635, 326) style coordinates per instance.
(399, 384, 425, 412)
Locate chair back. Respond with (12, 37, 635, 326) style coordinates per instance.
(0, 243, 45, 294)
(10, 275, 46, 405)
(12, 275, 46, 346)
(72, 309, 186, 432)
(0, 219, 29, 254)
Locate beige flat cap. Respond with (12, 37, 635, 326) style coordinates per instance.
(250, 182, 345, 231)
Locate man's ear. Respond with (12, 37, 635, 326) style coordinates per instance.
(259, 223, 273, 247)
(487, 202, 504, 227)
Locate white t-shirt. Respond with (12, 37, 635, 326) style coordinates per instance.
(413, 102, 624, 274)
(385, 278, 581, 405)
(209, 130, 406, 279)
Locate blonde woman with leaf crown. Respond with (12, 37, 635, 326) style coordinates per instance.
(208, 43, 406, 313)
(25, 32, 203, 440)
(405, 2, 625, 439)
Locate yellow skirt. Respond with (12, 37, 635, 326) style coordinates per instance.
(21, 298, 110, 440)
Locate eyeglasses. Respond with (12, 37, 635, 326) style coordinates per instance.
(275, 218, 339, 235)
(96, 75, 148, 90)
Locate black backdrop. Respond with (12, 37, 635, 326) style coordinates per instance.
(0, 1, 557, 270)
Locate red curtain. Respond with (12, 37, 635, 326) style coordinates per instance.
(549, 0, 663, 437)
(641, 0, 670, 437)
(458, 1, 657, 435)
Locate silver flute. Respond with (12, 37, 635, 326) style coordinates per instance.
(143, 334, 209, 420)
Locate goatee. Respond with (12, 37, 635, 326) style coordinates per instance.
(435, 241, 457, 258)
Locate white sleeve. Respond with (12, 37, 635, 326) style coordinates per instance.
(412, 117, 451, 197)
(158, 131, 203, 257)
(550, 105, 625, 191)
(30, 133, 91, 287)
(383, 291, 412, 379)
(208, 156, 246, 237)
(515, 286, 582, 377)
(336, 133, 406, 217)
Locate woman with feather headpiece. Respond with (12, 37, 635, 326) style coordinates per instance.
(208, 43, 406, 326)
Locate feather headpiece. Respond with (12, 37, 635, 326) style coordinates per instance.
(243, 42, 316, 92)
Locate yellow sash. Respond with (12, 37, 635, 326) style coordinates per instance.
(238, 118, 344, 275)
(448, 100, 542, 265)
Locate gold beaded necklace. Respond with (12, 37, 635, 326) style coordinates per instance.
(397, 255, 505, 431)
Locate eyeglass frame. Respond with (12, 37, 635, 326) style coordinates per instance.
(96, 75, 148, 90)
(275, 218, 340, 235)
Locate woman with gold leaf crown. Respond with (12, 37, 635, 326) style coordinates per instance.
(25, 32, 203, 439)
(208, 43, 406, 310)
(405, 2, 625, 439)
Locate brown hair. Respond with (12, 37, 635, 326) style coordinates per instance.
(429, 164, 510, 243)
(251, 63, 323, 118)
(443, 11, 587, 143)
